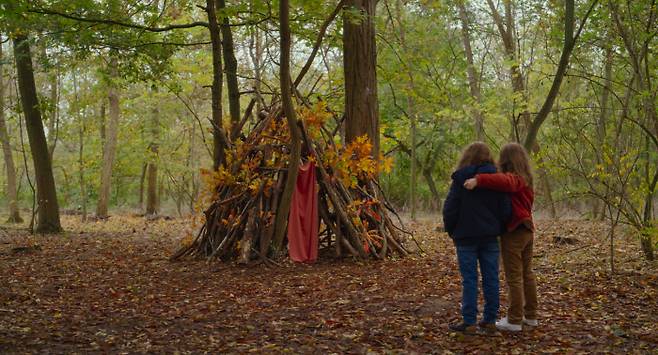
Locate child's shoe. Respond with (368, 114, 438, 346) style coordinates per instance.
(477, 321, 501, 337)
(523, 317, 539, 327)
(495, 317, 522, 331)
(448, 322, 477, 335)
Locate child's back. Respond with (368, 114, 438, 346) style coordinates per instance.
(443, 163, 511, 244)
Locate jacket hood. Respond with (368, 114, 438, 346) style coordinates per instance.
(451, 163, 497, 184)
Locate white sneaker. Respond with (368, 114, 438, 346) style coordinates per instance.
(523, 317, 539, 326)
(495, 317, 522, 331)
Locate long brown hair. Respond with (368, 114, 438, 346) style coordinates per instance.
(498, 143, 533, 188)
(457, 142, 495, 170)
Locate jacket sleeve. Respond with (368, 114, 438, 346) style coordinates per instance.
(476, 173, 526, 193)
(442, 180, 461, 237)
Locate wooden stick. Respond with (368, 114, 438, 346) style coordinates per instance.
(239, 204, 258, 264)
(319, 195, 343, 257)
(298, 121, 367, 257)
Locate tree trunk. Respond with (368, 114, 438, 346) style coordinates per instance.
(534, 149, 557, 219)
(394, 0, 417, 219)
(640, 139, 656, 261)
(610, 0, 657, 260)
(99, 102, 106, 143)
(597, 46, 613, 145)
(457, 0, 485, 141)
(13, 34, 61, 233)
(385, 132, 441, 210)
(145, 87, 159, 216)
(271, 0, 302, 253)
(485, 0, 530, 139)
(187, 121, 198, 213)
(0, 38, 23, 223)
(47, 69, 58, 160)
(72, 70, 87, 222)
(78, 121, 86, 222)
(138, 162, 147, 209)
(248, 0, 265, 111)
(594, 45, 613, 221)
(343, 0, 380, 157)
(217, 0, 240, 126)
(96, 57, 120, 218)
(422, 167, 441, 209)
(524, 0, 578, 150)
(410, 109, 417, 219)
(206, 0, 228, 170)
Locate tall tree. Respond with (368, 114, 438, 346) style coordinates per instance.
(524, 0, 598, 150)
(609, 0, 656, 261)
(218, 0, 241, 126)
(486, 0, 585, 219)
(145, 85, 159, 216)
(72, 69, 87, 221)
(205, 0, 228, 170)
(486, 0, 529, 139)
(13, 34, 61, 233)
(0, 36, 23, 223)
(456, 0, 485, 141)
(96, 57, 120, 218)
(271, 0, 302, 253)
(343, 0, 380, 157)
(392, 0, 418, 219)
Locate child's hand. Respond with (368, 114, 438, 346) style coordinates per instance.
(463, 178, 477, 190)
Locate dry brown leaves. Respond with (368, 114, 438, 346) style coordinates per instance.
(0, 215, 656, 354)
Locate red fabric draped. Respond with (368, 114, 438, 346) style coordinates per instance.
(287, 161, 319, 263)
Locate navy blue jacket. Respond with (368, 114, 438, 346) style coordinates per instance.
(442, 164, 511, 246)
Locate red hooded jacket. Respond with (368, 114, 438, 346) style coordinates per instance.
(475, 173, 534, 232)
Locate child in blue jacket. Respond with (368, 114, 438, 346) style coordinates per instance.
(442, 142, 511, 335)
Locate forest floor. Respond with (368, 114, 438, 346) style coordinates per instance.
(0, 214, 656, 354)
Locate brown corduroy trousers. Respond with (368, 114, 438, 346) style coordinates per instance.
(501, 226, 538, 324)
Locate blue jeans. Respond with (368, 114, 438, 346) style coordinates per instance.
(455, 240, 500, 325)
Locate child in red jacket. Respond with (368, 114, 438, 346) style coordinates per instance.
(463, 143, 538, 332)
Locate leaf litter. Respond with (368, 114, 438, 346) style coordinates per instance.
(0, 215, 656, 353)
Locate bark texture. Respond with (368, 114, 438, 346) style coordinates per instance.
(96, 58, 120, 218)
(343, 0, 380, 157)
(217, 0, 240, 125)
(13, 34, 61, 233)
(0, 40, 23, 223)
(206, 0, 228, 170)
(486, 0, 529, 139)
(146, 87, 159, 216)
(271, 0, 302, 252)
(457, 0, 485, 141)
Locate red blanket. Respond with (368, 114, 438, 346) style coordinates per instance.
(287, 162, 319, 263)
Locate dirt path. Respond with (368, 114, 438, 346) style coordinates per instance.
(1, 216, 656, 353)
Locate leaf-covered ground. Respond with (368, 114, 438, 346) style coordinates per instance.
(1, 215, 656, 354)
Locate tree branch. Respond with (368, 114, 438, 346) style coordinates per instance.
(29, 8, 209, 31)
(523, 0, 598, 150)
(294, 0, 345, 88)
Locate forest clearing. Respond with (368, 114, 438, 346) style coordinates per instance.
(1, 215, 656, 353)
(1, 0, 657, 353)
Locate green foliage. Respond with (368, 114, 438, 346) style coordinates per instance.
(0, 0, 655, 255)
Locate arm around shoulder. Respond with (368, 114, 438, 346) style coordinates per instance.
(476, 173, 526, 193)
